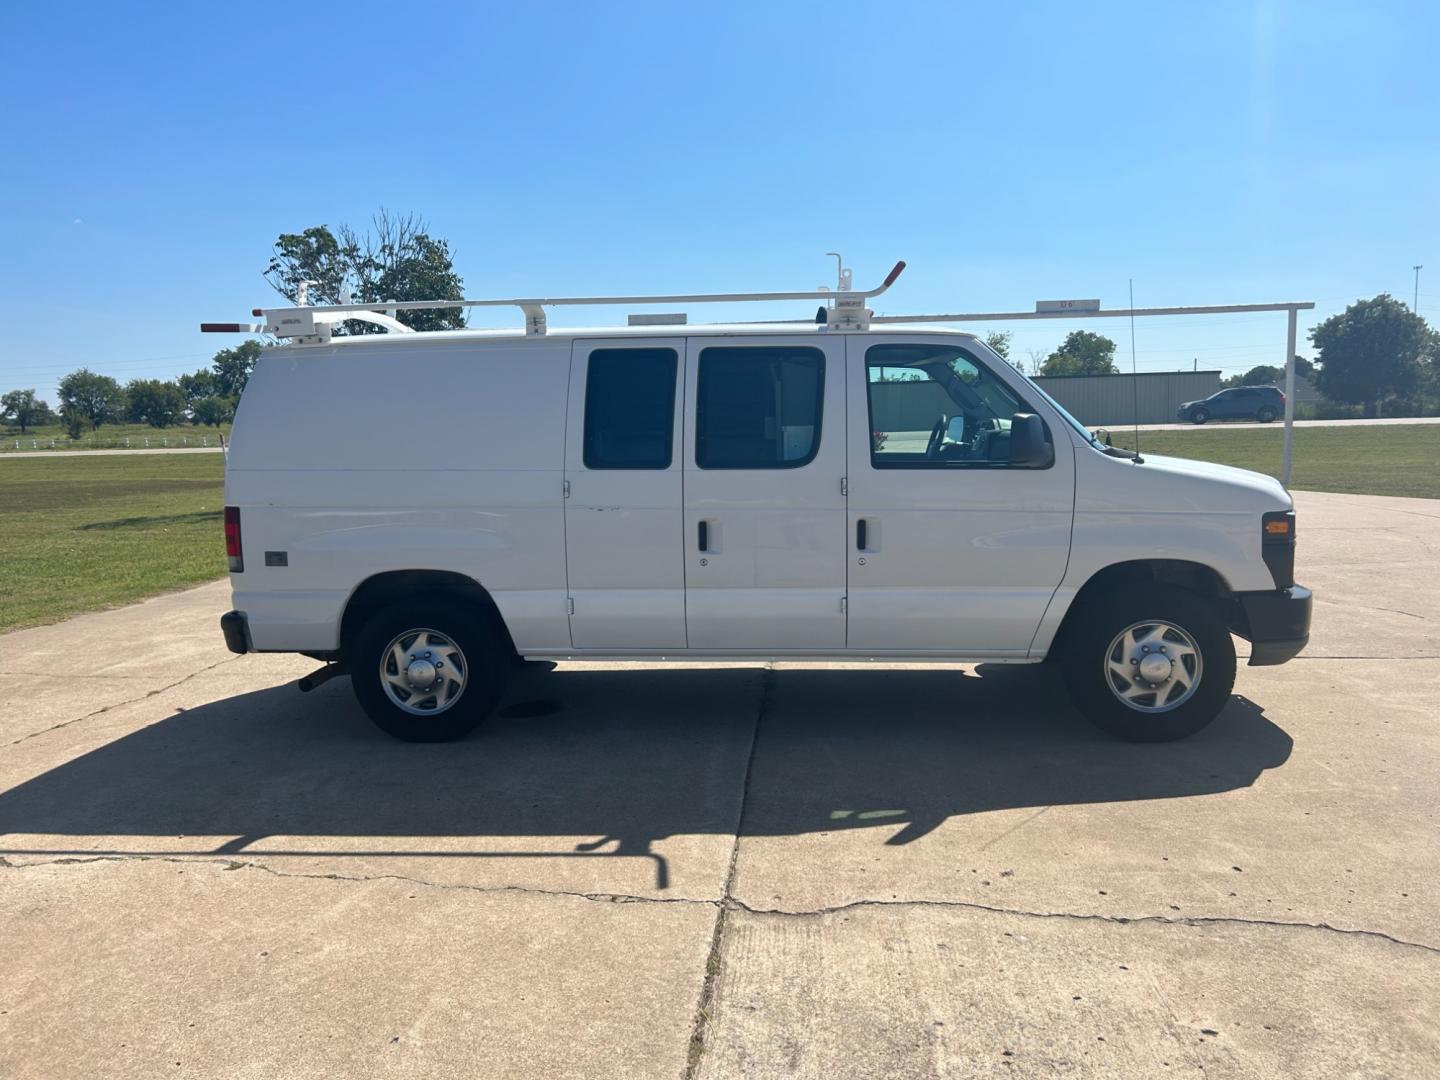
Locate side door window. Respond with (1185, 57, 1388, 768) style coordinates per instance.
(583, 348, 678, 469)
(696, 346, 823, 468)
(866, 344, 1037, 468)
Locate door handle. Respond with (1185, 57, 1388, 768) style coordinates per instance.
(856, 518, 868, 551)
(698, 520, 710, 552)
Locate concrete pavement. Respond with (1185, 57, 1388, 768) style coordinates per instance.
(1, 491, 1437, 1078)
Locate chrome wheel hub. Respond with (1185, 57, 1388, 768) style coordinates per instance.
(1104, 620, 1203, 714)
(380, 628, 467, 716)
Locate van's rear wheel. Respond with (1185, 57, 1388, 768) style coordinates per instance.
(350, 600, 508, 742)
(1257, 406, 1277, 423)
(1060, 586, 1235, 742)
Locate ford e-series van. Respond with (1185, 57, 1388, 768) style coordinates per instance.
(206, 264, 1311, 743)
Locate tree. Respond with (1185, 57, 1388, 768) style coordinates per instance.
(1040, 331, 1119, 376)
(211, 340, 262, 399)
(2, 388, 54, 434)
(57, 369, 125, 433)
(263, 210, 465, 333)
(191, 395, 233, 427)
(178, 368, 221, 409)
(984, 331, 1012, 359)
(1221, 356, 1316, 390)
(1311, 295, 1431, 414)
(125, 379, 187, 428)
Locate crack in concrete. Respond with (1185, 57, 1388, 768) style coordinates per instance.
(1314, 600, 1429, 621)
(684, 662, 770, 1080)
(726, 896, 1440, 957)
(0, 854, 713, 907)
(5, 656, 242, 747)
(5, 850, 1436, 958)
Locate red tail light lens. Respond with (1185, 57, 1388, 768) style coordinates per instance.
(224, 506, 243, 572)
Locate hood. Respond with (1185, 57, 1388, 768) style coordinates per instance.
(1134, 452, 1292, 509)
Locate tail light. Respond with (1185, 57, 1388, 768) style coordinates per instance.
(224, 506, 244, 573)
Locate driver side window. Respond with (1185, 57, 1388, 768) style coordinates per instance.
(865, 343, 1032, 468)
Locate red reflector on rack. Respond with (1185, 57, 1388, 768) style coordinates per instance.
(201, 323, 243, 333)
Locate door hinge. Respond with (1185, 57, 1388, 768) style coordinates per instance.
(563, 480, 571, 498)
(840, 596, 847, 614)
(567, 597, 575, 615)
(840, 476, 848, 496)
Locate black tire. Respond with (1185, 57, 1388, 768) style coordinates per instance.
(1256, 406, 1277, 423)
(1060, 585, 1235, 742)
(1190, 408, 1209, 425)
(349, 598, 509, 742)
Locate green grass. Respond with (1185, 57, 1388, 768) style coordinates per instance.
(1109, 423, 1440, 499)
(0, 454, 227, 632)
(0, 421, 231, 453)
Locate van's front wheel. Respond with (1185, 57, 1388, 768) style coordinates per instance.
(1060, 586, 1235, 742)
(350, 601, 508, 742)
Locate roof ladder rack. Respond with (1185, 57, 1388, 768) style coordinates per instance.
(201, 261, 907, 343)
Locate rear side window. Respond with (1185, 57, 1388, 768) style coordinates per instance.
(583, 348, 678, 469)
(696, 346, 824, 469)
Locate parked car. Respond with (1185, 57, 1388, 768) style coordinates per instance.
(209, 270, 1310, 744)
(1177, 385, 1285, 424)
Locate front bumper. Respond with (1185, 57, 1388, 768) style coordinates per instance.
(1236, 585, 1312, 666)
(220, 610, 252, 655)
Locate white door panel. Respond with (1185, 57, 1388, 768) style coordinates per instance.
(845, 335, 1075, 654)
(564, 340, 687, 649)
(682, 336, 848, 651)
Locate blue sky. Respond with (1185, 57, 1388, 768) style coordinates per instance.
(2, 0, 1436, 399)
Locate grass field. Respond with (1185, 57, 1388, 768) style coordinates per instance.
(1110, 423, 1440, 500)
(0, 454, 226, 632)
(1, 420, 231, 453)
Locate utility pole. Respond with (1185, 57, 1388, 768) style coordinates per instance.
(1415, 265, 1424, 313)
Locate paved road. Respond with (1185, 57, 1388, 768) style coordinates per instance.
(2, 490, 1437, 1078)
(1130, 415, 1440, 433)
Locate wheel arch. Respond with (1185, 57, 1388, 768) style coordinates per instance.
(1048, 558, 1239, 659)
(339, 570, 518, 660)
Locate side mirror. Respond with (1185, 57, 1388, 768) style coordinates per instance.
(1008, 413, 1054, 469)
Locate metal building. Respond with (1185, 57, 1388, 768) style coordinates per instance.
(1030, 371, 1223, 426)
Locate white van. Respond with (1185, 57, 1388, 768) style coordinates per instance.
(208, 265, 1310, 743)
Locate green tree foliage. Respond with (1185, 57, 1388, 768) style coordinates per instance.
(190, 395, 233, 426)
(178, 368, 221, 407)
(984, 331, 1012, 359)
(1, 389, 55, 434)
(211, 340, 262, 399)
(1040, 331, 1119, 376)
(263, 210, 465, 334)
(57, 369, 126, 434)
(1311, 296, 1432, 413)
(124, 379, 187, 428)
(1221, 356, 1317, 390)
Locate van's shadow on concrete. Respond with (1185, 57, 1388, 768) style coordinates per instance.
(0, 665, 1292, 888)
